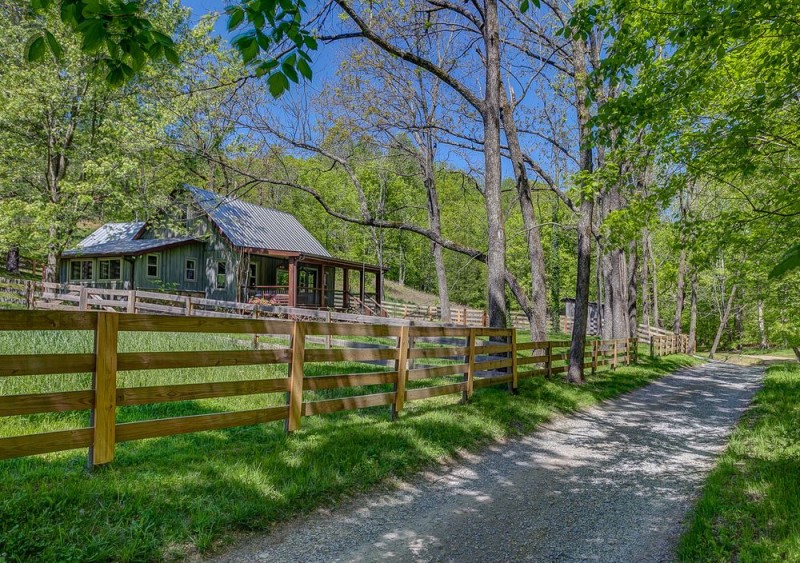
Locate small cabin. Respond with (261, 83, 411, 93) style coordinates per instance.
(60, 186, 385, 311)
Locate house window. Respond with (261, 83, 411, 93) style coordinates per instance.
(248, 263, 258, 287)
(98, 259, 121, 280)
(216, 261, 226, 289)
(185, 258, 196, 282)
(146, 254, 159, 278)
(70, 260, 93, 281)
(276, 267, 289, 287)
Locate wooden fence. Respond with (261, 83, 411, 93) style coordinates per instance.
(0, 310, 636, 467)
(0, 277, 668, 341)
(650, 333, 689, 357)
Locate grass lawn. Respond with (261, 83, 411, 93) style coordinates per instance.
(678, 362, 800, 561)
(0, 330, 698, 561)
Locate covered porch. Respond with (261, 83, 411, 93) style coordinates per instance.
(241, 252, 385, 314)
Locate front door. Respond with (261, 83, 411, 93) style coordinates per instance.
(298, 266, 319, 306)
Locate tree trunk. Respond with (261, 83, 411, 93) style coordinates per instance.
(5, 247, 20, 274)
(792, 346, 800, 362)
(419, 135, 451, 323)
(709, 284, 737, 359)
(758, 299, 767, 349)
(734, 304, 744, 347)
(673, 248, 687, 334)
(501, 93, 548, 340)
(568, 199, 594, 383)
(549, 198, 561, 332)
(567, 33, 594, 383)
(641, 232, 651, 327)
(647, 234, 660, 327)
(627, 240, 638, 338)
(688, 270, 698, 353)
(482, 0, 507, 328)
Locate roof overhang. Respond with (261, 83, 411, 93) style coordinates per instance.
(62, 238, 199, 258)
(241, 247, 386, 272)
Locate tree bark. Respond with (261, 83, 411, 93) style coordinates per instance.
(688, 270, 698, 353)
(418, 133, 451, 323)
(758, 299, 767, 349)
(567, 32, 595, 383)
(647, 233, 660, 327)
(627, 240, 638, 338)
(673, 248, 687, 334)
(641, 232, 651, 327)
(550, 198, 561, 332)
(569, 199, 594, 383)
(482, 0, 507, 328)
(709, 284, 737, 359)
(501, 93, 548, 340)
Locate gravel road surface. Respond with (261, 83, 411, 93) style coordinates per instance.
(212, 361, 762, 562)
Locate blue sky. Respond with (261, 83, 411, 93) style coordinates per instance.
(177, 0, 517, 177)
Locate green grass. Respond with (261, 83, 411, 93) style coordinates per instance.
(678, 362, 800, 562)
(0, 330, 698, 561)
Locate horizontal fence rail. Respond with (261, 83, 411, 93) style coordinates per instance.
(0, 277, 666, 338)
(650, 333, 689, 357)
(0, 310, 639, 468)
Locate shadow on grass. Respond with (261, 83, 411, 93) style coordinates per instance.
(677, 362, 800, 562)
(0, 355, 698, 561)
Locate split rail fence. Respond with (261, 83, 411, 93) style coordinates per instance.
(0, 310, 636, 468)
(650, 333, 690, 357)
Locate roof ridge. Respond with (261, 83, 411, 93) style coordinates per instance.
(186, 184, 299, 220)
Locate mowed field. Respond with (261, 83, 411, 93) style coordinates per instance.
(0, 328, 698, 561)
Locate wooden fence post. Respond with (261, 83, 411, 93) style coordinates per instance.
(79, 286, 88, 311)
(546, 341, 553, 378)
(286, 321, 306, 433)
(650, 337, 655, 358)
(625, 338, 631, 365)
(325, 310, 332, 349)
(127, 290, 136, 313)
(465, 328, 476, 400)
(482, 310, 488, 327)
(591, 340, 598, 375)
(463, 307, 468, 326)
(89, 312, 119, 468)
(392, 325, 410, 420)
(510, 330, 519, 394)
(613, 340, 618, 370)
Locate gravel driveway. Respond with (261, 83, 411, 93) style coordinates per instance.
(211, 361, 762, 562)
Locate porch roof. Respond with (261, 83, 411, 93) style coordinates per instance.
(244, 248, 386, 273)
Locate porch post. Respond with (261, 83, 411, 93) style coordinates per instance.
(288, 258, 297, 307)
(359, 268, 365, 306)
(375, 270, 383, 310)
(343, 267, 349, 309)
(320, 265, 326, 308)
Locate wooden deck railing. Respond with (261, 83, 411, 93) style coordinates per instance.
(0, 310, 637, 468)
(650, 334, 689, 357)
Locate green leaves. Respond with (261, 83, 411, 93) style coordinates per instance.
(24, 36, 47, 61)
(267, 71, 289, 97)
(25, 0, 179, 86)
(769, 245, 800, 280)
(226, 0, 317, 97)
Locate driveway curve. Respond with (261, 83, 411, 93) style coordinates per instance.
(212, 361, 762, 562)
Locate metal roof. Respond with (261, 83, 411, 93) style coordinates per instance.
(77, 222, 146, 248)
(188, 186, 332, 257)
(63, 237, 197, 258)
